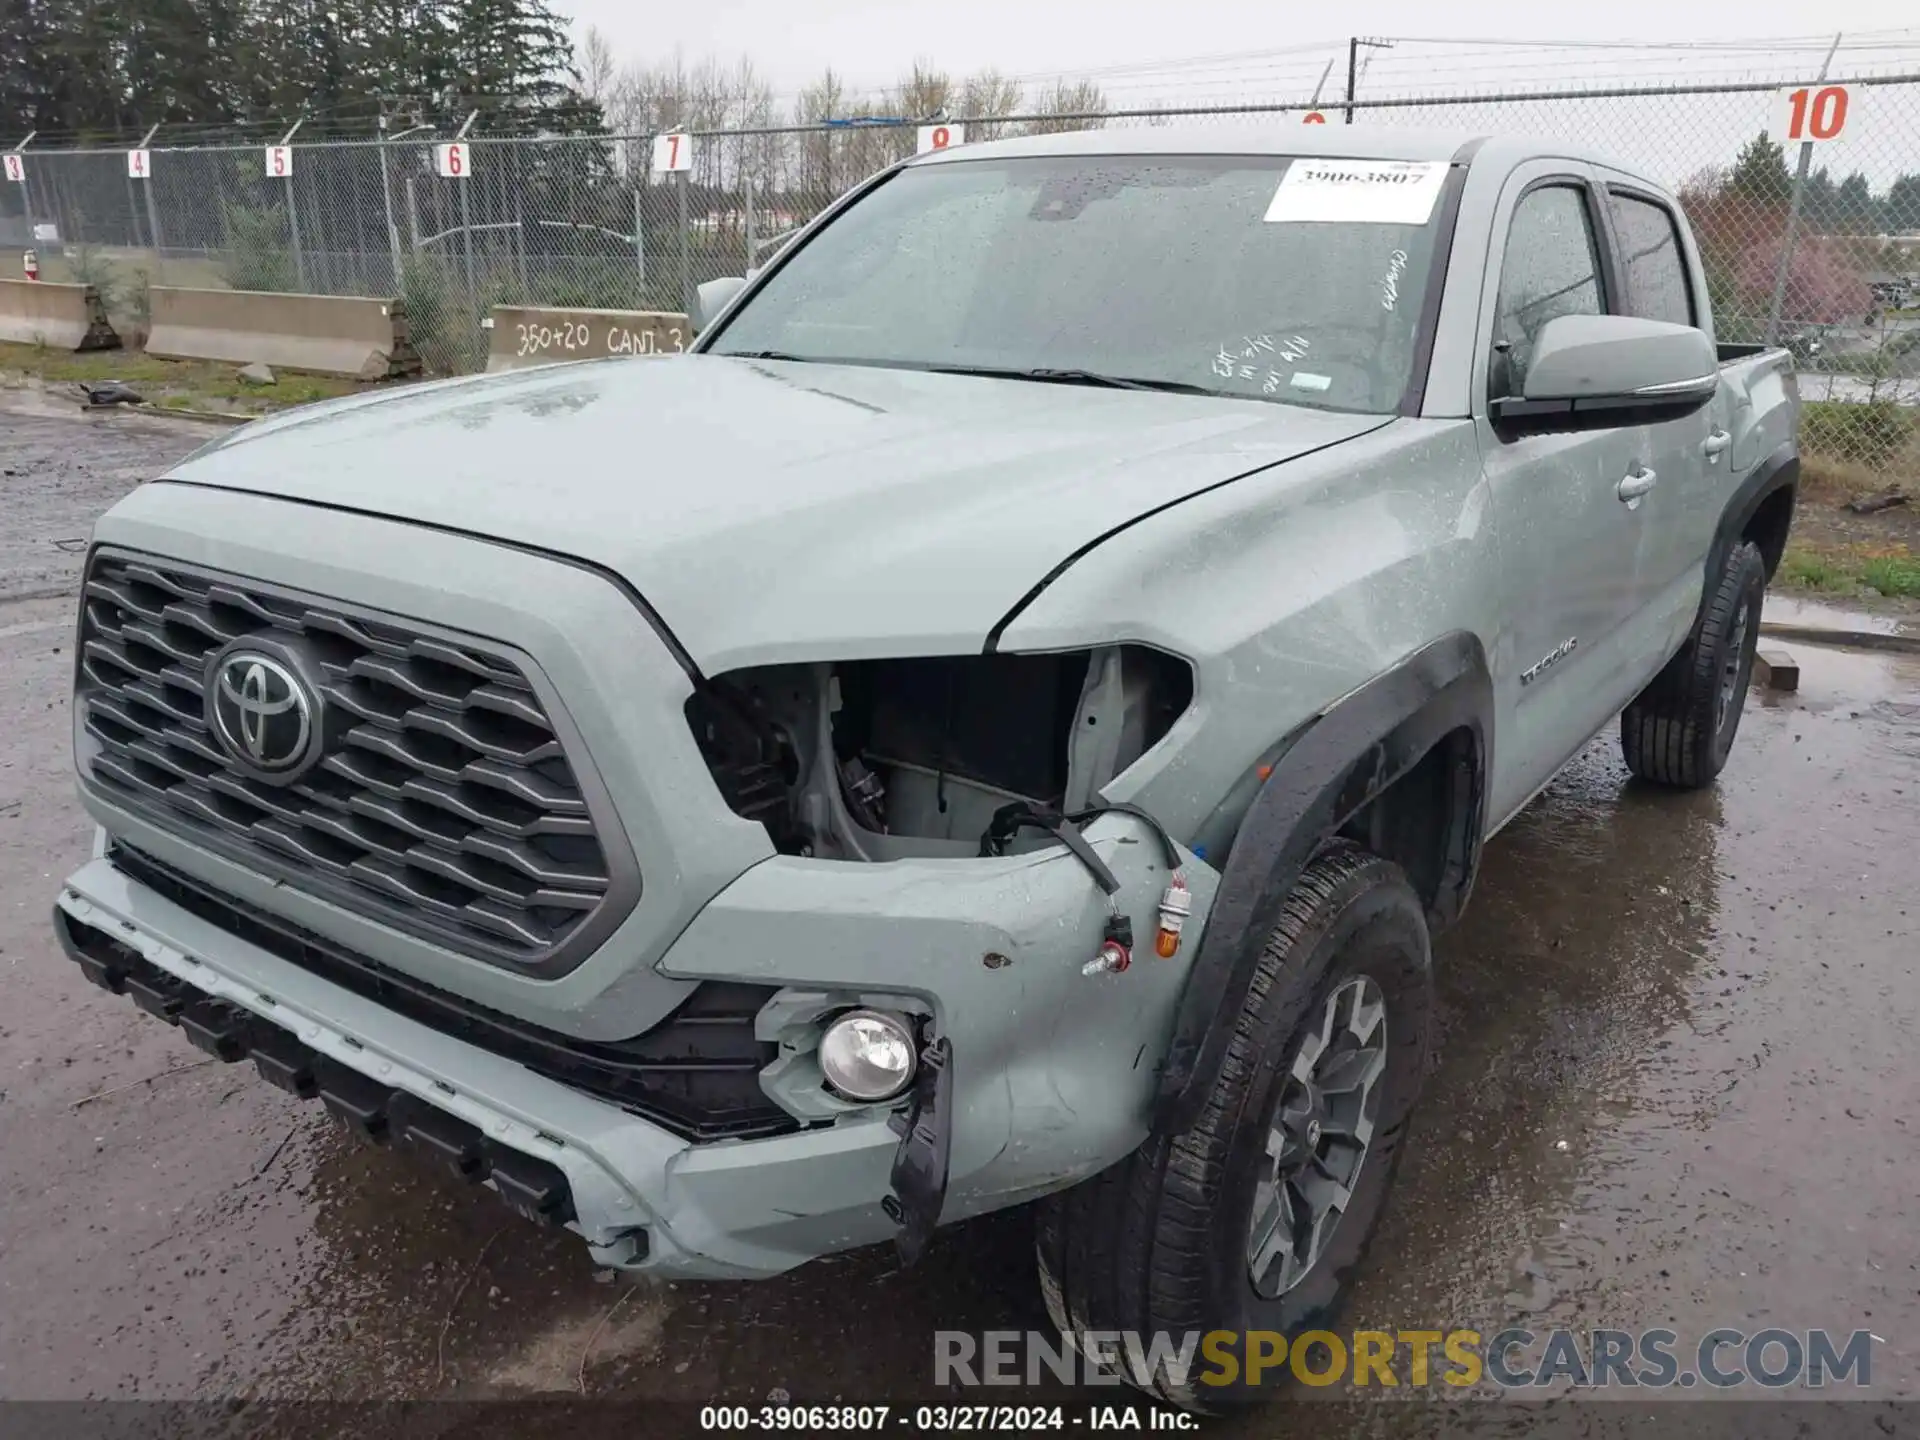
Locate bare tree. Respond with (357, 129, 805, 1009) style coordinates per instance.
(1024, 79, 1109, 135)
(959, 68, 1023, 142)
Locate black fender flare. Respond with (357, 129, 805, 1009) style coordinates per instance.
(1710, 440, 1799, 587)
(1155, 631, 1492, 1129)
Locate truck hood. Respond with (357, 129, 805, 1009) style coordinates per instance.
(164, 354, 1388, 671)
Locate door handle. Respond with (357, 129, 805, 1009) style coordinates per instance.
(1703, 429, 1731, 464)
(1617, 467, 1657, 507)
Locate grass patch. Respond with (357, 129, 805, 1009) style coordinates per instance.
(1777, 548, 1854, 591)
(1779, 539, 1920, 598)
(1859, 553, 1920, 597)
(0, 339, 386, 416)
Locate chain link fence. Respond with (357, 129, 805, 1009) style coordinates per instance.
(4, 73, 1918, 480)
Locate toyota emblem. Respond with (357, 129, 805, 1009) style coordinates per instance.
(206, 646, 323, 781)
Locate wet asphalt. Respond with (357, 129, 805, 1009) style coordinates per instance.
(0, 406, 1916, 1415)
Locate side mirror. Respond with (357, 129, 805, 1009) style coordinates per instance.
(1494, 314, 1718, 432)
(695, 276, 747, 333)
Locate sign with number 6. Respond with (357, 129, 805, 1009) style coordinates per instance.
(3, 154, 23, 184)
(651, 132, 693, 174)
(435, 142, 470, 178)
(265, 144, 293, 178)
(1776, 84, 1851, 144)
(916, 123, 965, 154)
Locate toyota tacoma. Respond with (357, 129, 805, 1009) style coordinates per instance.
(53, 127, 1798, 1408)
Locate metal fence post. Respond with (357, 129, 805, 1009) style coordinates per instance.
(677, 168, 693, 319)
(274, 119, 310, 292)
(744, 168, 756, 273)
(378, 121, 401, 289)
(633, 184, 647, 291)
(1763, 34, 1843, 346)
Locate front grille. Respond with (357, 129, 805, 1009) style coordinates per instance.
(75, 550, 635, 972)
(111, 844, 800, 1142)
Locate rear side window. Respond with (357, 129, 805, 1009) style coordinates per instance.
(1490, 184, 1605, 396)
(1608, 192, 1696, 327)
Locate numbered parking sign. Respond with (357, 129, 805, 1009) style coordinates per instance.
(3, 154, 23, 184)
(435, 142, 470, 178)
(916, 123, 965, 154)
(1776, 84, 1851, 144)
(265, 144, 293, 178)
(128, 149, 151, 179)
(651, 132, 692, 174)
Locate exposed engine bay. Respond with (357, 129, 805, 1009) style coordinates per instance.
(685, 647, 1194, 860)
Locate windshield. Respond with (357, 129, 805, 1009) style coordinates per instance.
(706, 153, 1453, 414)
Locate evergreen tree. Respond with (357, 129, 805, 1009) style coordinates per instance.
(1726, 131, 1792, 203)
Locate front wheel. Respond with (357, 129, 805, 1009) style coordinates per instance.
(1035, 844, 1434, 1412)
(1621, 540, 1767, 789)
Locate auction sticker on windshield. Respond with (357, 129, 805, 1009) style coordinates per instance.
(1264, 159, 1449, 225)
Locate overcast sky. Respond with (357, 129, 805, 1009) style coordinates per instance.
(553, 3, 1920, 104)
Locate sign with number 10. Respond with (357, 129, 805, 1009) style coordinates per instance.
(1776, 84, 1851, 144)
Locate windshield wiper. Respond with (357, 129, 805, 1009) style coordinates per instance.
(720, 349, 817, 363)
(927, 364, 1215, 395)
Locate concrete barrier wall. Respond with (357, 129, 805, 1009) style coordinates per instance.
(486, 306, 690, 373)
(146, 287, 421, 379)
(0, 279, 121, 351)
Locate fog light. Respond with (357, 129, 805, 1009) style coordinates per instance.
(818, 1010, 918, 1102)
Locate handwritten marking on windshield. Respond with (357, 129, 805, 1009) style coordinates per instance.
(1217, 334, 1311, 386)
(1382, 249, 1410, 312)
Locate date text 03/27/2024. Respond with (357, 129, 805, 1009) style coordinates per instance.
(698, 1405, 1194, 1432)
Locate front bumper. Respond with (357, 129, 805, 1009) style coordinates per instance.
(55, 851, 896, 1279)
(56, 823, 1214, 1279)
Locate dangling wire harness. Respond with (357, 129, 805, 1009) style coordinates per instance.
(978, 800, 1185, 894)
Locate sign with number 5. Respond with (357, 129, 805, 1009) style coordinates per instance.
(265, 144, 293, 178)
(3, 154, 23, 184)
(651, 132, 692, 174)
(435, 142, 469, 178)
(1776, 84, 1851, 144)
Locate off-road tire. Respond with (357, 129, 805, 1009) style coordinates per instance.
(1621, 540, 1767, 789)
(1035, 843, 1434, 1413)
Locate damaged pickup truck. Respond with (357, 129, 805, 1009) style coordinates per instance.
(54, 127, 1797, 1408)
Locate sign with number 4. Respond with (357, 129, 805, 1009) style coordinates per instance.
(435, 142, 470, 178)
(128, 149, 151, 179)
(1776, 84, 1851, 144)
(265, 144, 293, 178)
(3, 154, 23, 184)
(916, 123, 965, 154)
(651, 133, 692, 174)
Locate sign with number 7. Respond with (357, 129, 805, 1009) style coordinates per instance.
(651, 132, 693, 174)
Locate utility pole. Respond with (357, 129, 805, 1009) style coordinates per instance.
(1345, 37, 1394, 123)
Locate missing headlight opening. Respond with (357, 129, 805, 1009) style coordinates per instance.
(684, 646, 1194, 861)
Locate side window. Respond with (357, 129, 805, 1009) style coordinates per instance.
(1607, 192, 1695, 327)
(1490, 184, 1604, 398)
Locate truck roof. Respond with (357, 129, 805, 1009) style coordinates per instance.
(912, 125, 1648, 183)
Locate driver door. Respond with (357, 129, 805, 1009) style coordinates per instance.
(1476, 165, 1652, 825)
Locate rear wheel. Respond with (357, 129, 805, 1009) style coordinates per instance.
(1621, 540, 1766, 789)
(1036, 844, 1434, 1412)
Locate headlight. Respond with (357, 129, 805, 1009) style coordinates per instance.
(818, 1009, 918, 1102)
